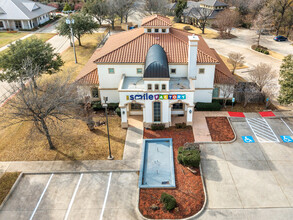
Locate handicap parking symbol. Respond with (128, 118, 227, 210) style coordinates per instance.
(242, 136, 255, 143)
(280, 136, 293, 143)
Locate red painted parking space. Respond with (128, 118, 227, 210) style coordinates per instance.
(259, 111, 275, 117)
(228, 112, 245, 117)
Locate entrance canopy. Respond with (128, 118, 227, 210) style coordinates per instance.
(144, 44, 169, 78)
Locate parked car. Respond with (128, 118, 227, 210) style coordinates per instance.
(274, 36, 288, 41)
(256, 29, 270, 35)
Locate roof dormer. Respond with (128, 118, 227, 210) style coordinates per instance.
(141, 14, 172, 34)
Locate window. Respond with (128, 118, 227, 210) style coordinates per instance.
(147, 28, 152, 33)
(131, 103, 142, 110)
(92, 88, 99, 98)
(155, 84, 159, 90)
(162, 29, 166, 33)
(212, 87, 219, 98)
(0, 21, 3, 28)
(137, 68, 143, 74)
(171, 68, 176, 74)
(162, 84, 166, 90)
(155, 29, 159, 33)
(153, 102, 161, 122)
(15, 21, 22, 29)
(172, 103, 183, 110)
(199, 68, 205, 74)
(148, 84, 152, 90)
(108, 68, 115, 74)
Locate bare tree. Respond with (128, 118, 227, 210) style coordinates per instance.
(105, 0, 117, 30)
(0, 63, 79, 150)
(115, 0, 136, 23)
(213, 9, 239, 38)
(189, 7, 213, 34)
(144, 0, 169, 15)
(253, 7, 272, 47)
(227, 52, 245, 75)
(221, 84, 236, 108)
(249, 63, 276, 92)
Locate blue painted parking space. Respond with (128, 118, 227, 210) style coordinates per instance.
(280, 136, 293, 143)
(242, 136, 255, 143)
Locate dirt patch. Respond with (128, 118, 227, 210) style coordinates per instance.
(139, 127, 204, 219)
(206, 117, 235, 141)
(222, 103, 276, 112)
(0, 172, 21, 205)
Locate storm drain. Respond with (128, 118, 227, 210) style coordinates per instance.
(246, 118, 279, 143)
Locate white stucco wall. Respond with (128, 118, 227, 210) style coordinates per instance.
(193, 64, 216, 89)
(194, 89, 213, 103)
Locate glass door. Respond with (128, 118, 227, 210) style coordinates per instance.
(153, 102, 161, 122)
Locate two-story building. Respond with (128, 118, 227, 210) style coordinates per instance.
(76, 15, 235, 128)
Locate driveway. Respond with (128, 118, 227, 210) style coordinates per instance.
(199, 117, 293, 219)
(0, 172, 140, 220)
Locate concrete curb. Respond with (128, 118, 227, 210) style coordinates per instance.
(248, 46, 282, 62)
(195, 117, 237, 145)
(0, 172, 23, 210)
(136, 164, 207, 220)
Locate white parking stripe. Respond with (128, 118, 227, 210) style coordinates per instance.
(64, 174, 83, 220)
(100, 172, 112, 220)
(281, 118, 293, 135)
(30, 174, 54, 220)
(246, 118, 279, 142)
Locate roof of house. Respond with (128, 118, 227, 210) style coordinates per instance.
(0, 0, 56, 20)
(141, 14, 173, 27)
(211, 49, 236, 84)
(144, 44, 170, 78)
(202, 0, 228, 7)
(77, 15, 234, 85)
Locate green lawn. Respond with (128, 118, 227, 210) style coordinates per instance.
(0, 32, 28, 48)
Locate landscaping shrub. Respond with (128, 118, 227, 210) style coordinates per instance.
(177, 146, 201, 168)
(107, 103, 119, 110)
(161, 193, 177, 211)
(175, 122, 187, 129)
(252, 45, 269, 55)
(195, 100, 222, 111)
(183, 25, 193, 31)
(91, 101, 103, 111)
(151, 123, 165, 130)
(115, 107, 121, 117)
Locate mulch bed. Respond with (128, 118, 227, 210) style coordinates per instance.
(139, 127, 204, 219)
(206, 117, 235, 141)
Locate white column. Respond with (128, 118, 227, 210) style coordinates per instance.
(121, 107, 128, 128)
(186, 106, 194, 126)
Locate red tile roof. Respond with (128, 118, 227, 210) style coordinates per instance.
(211, 48, 236, 84)
(141, 14, 172, 27)
(93, 27, 219, 64)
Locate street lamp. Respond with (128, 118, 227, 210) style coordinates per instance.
(65, 16, 77, 64)
(103, 97, 114, 160)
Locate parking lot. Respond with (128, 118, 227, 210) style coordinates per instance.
(0, 172, 140, 220)
(201, 117, 293, 211)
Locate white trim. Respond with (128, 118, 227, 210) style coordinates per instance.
(281, 118, 293, 135)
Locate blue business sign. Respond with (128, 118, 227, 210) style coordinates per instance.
(280, 136, 293, 143)
(242, 136, 255, 143)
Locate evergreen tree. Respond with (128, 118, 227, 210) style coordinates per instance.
(278, 54, 293, 104)
(174, 0, 187, 23)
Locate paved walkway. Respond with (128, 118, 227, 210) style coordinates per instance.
(193, 111, 229, 142)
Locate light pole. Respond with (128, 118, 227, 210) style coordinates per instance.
(103, 97, 114, 160)
(66, 17, 77, 64)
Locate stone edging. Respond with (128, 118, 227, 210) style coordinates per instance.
(195, 117, 237, 145)
(0, 172, 23, 210)
(136, 164, 207, 220)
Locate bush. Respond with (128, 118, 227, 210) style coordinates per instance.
(183, 25, 193, 31)
(161, 193, 177, 211)
(195, 100, 222, 111)
(115, 107, 121, 117)
(252, 45, 269, 55)
(175, 122, 187, 129)
(177, 147, 201, 168)
(92, 101, 103, 111)
(107, 103, 119, 110)
(151, 123, 165, 130)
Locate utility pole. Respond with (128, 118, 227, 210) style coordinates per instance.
(103, 96, 114, 160)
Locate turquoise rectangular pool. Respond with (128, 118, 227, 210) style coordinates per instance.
(139, 138, 176, 188)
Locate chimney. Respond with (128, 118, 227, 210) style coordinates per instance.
(188, 34, 199, 79)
